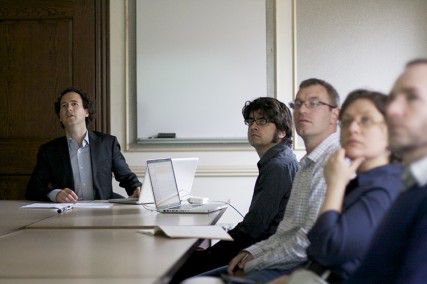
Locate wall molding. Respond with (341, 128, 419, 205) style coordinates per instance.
(131, 165, 258, 177)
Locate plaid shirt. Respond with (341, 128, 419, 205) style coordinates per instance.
(245, 132, 340, 272)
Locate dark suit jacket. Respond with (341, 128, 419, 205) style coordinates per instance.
(348, 182, 427, 284)
(26, 131, 142, 201)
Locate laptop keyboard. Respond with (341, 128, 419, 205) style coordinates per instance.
(177, 204, 201, 210)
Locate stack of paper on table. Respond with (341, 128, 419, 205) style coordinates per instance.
(140, 225, 233, 241)
(21, 203, 73, 212)
(21, 202, 112, 210)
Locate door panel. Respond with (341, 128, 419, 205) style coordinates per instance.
(0, 0, 109, 199)
(0, 19, 71, 139)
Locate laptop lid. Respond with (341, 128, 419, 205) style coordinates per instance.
(122, 157, 197, 204)
(172, 157, 198, 200)
(108, 165, 153, 204)
(147, 158, 182, 210)
(136, 169, 154, 203)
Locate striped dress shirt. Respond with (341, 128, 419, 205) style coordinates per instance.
(244, 132, 340, 272)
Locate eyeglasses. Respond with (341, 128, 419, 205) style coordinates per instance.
(244, 117, 269, 126)
(289, 98, 336, 110)
(340, 116, 384, 129)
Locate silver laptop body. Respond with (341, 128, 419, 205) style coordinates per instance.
(147, 158, 226, 214)
(108, 157, 199, 205)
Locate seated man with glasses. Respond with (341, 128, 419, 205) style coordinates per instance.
(290, 97, 337, 110)
(171, 97, 299, 283)
(196, 78, 340, 283)
(270, 90, 402, 284)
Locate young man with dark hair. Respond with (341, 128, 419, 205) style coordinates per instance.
(26, 87, 141, 202)
(171, 97, 299, 283)
(199, 78, 340, 282)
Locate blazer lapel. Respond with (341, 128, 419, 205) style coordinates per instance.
(58, 136, 74, 188)
(88, 131, 100, 170)
(88, 131, 101, 198)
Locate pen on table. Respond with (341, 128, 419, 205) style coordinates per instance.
(57, 205, 73, 214)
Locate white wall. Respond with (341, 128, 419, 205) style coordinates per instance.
(296, 0, 427, 100)
(109, 0, 427, 226)
(109, 0, 299, 225)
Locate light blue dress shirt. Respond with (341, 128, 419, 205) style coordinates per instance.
(48, 132, 94, 201)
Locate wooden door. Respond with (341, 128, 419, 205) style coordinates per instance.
(0, 0, 109, 199)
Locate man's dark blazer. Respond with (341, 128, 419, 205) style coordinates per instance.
(26, 131, 142, 201)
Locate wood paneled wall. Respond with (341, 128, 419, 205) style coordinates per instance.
(0, 0, 109, 199)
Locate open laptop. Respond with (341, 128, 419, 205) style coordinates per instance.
(108, 157, 199, 205)
(108, 166, 153, 204)
(147, 158, 226, 214)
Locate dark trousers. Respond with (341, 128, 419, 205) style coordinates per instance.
(170, 237, 255, 283)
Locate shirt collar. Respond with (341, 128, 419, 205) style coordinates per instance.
(257, 143, 288, 168)
(66, 131, 90, 148)
(407, 155, 427, 187)
(301, 132, 339, 166)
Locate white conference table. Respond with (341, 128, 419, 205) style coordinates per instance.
(0, 229, 198, 283)
(0, 201, 226, 283)
(0, 200, 57, 236)
(28, 203, 224, 229)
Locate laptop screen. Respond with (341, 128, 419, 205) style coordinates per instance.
(147, 158, 181, 209)
(172, 157, 198, 199)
